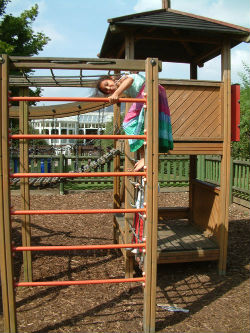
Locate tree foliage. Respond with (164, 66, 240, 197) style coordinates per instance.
(0, 0, 50, 147)
(0, 2, 50, 56)
(231, 63, 250, 159)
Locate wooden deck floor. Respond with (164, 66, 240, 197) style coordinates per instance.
(157, 219, 219, 263)
(115, 214, 219, 264)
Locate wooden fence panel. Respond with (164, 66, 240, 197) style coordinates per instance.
(10, 155, 250, 202)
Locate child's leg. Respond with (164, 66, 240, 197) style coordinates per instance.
(134, 146, 145, 172)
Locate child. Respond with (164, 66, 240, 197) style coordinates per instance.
(97, 73, 173, 171)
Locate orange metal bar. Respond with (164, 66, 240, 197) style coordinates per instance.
(9, 96, 146, 103)
(10, 171, 147, 178)
(11, 208, 147, 215)
(10, 134, 146, 140)
(15, 277, 146, 287)
(13, 243, 146, 251)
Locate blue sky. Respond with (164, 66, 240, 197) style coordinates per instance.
(5, 0, 250, 99)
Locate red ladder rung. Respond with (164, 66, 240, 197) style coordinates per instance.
(12, 243, 146, 251)
(10, 172, 147, 178)
(9, 96, 147, 103)
(11, 208, 147, 215)
(15, 277, 146, 287)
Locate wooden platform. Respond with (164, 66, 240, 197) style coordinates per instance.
(114, 214, 219, 264)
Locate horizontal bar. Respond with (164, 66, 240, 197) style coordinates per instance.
(10, 172, 147, 178)
(9, 96, 146, 103)
(15, 277, 146, 287)
(9, 57, 152, 71)
(10, 134, 147, 140)
(11, 208, 147, 215)
(13, 243, 146, 251)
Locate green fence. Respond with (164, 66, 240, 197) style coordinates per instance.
(10, 154, 250, 204)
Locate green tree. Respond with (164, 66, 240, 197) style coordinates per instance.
(232, 63, 250, 159)
(0, 1, 51, 148)
(0, 2, 50, 56)
(0, 1, 50, 102)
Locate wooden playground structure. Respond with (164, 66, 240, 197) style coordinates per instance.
(1, 3, 250, 333)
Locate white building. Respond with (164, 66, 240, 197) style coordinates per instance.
(31, 107, 114, 147)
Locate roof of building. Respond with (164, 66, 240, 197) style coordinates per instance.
(99, 8, 250, 65)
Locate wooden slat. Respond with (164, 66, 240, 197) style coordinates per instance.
(157, 249, 219, 263)
(166, 87, 186, 106)
(174, 88, 215, 135)
(183, 90, 220, 136)
(158, 207, 189, 219)
(161, 79, 222, 87)
(166, 142, 223, 155)
(191, 98, 220, 137)
(157, 219, 219, 252)
(170, 86, 205, 124)
(168, 86, 194, 113)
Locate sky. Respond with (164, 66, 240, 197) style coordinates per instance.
(5, 0, 250, 100)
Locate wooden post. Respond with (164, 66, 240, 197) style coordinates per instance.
(113, 103, 121, 243)
(150, 59, 159, 333)
(124, 32, 136, 278)
(19, 87, 32, 282)
(190, 63, 197, 80)
(229, 156, 233, 204)
(0, 54, 17, 332)
(219, 40, 231, 275)
(189, 63, 198, 221)
(59, 153, 64, 195)
(162, 0, 171, 9)
(143, 58, 159, 333)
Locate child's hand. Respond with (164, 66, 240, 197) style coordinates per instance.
(108, 92, 120, 104)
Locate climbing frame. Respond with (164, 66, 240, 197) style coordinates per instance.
(0, 55, 160, 333)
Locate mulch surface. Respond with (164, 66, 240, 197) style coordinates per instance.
(0, 189, 249, 333)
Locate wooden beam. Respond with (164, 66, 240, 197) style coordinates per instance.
(219, 40, 231, 275)
(19, 88, 32, 282)
(9, 56, 151, 71)
(0, 51, 12, 333)
(135, 34, 221, 45)
(1, 54, 17, 333)
(143, 58, 154, 333)
(150, 58, 159, 333)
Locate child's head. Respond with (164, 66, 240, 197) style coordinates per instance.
(96, 75, 116, 95)
(96, 74, 123, 95)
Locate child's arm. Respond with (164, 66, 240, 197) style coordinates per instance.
(108, 76, 133, 103)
